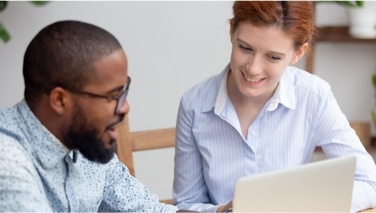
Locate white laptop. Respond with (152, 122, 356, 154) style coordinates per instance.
(233, 155, 356, 212)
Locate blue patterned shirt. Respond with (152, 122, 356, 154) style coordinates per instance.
(0, 100, 178, 212)
(173, 65, 376, 212)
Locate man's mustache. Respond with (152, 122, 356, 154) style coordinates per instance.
(106, 114, 126, 130)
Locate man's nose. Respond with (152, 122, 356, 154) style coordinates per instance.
(117, 100, 130, 115)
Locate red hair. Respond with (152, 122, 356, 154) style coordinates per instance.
(231, 1, 315, 50)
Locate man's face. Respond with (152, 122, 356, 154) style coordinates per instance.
(65, 49, 129, 163)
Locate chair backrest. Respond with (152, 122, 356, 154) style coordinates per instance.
(115, 115, 175, 204)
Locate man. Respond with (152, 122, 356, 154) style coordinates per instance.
(0, 20, 178, 212)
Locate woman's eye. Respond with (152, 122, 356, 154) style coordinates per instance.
(269, 55, 281, 61)
(239, 45, 252, 52)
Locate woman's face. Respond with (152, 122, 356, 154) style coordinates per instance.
(229, 22, 307, 100)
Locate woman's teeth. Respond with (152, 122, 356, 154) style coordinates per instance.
(245, 76, 262, 82)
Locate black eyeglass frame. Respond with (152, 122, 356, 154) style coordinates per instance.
(67, 76, 131, 114)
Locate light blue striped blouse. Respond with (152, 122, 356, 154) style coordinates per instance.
(173, 64, 376, 212)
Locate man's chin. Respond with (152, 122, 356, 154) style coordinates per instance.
(80, 146, 115, 164)
(97, 151, 115, 164)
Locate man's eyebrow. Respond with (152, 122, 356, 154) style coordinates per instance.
(107, 85, 126, 94)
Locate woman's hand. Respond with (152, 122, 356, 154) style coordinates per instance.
(216, 200, 233, 212)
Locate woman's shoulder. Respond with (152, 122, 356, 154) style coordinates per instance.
(285, 66, 332, 94)
(182, 69, 225, 100)
(178, 68, 227, 112)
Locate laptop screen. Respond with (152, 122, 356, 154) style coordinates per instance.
(233, 156, 356, 212)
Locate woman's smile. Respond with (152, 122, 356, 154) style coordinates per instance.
(241, 71, 265, 86)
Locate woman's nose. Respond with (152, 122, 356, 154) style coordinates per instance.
(246, 55, 262, 75)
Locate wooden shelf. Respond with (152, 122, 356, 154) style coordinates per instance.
(316, 26, 376, 43)
(305, 26, 376, 73)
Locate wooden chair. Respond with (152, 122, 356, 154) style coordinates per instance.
(115, 115, 175, 205)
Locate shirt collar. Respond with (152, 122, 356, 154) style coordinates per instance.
(200, 65, 229, 113)
(18, 100, 70, 169)
(272, 67, 296, 110)
(214, 65, 231, 115)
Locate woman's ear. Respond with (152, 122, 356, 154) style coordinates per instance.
(49, 87, 71, 115)
(291, 43, 308, 65)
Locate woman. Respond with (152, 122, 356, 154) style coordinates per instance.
(173, 1, 376, 212)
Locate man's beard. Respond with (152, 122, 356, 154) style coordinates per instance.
(66, 105, 115, 164)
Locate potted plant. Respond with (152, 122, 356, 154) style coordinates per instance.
(337, 1, 376, 38)
(317, 1, 376, 38)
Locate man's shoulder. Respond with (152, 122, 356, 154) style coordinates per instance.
(0, 128, 48, 212)
(0, 105, 26, 145)
(0, 132, 31, 162)
(0, 133, 35, 183)
(0, 103, 23, 129)
(0, 103, 33, 166)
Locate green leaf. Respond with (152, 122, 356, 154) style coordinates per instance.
(30, 1, 49, 6)
(336, 1, 356, 7)
(356, 1, 364, 7)
(372, 73, 376, 88)
(0, 1, 7, 12)
(332, 1, 364, 8)
(0, 23, 11, 43)
(372, 109, 376, 127)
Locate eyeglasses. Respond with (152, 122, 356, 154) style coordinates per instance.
(68, 76, 131, 114)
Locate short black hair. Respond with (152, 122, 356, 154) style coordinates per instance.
(23, 20, 122, 108)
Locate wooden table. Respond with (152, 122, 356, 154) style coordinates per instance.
(361, 208, 376, 212)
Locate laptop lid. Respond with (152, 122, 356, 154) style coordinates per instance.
(233, 155, 356, 212)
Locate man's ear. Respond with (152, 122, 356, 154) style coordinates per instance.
(49, 87, 71, 115)
(291, 42, 308, 65)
